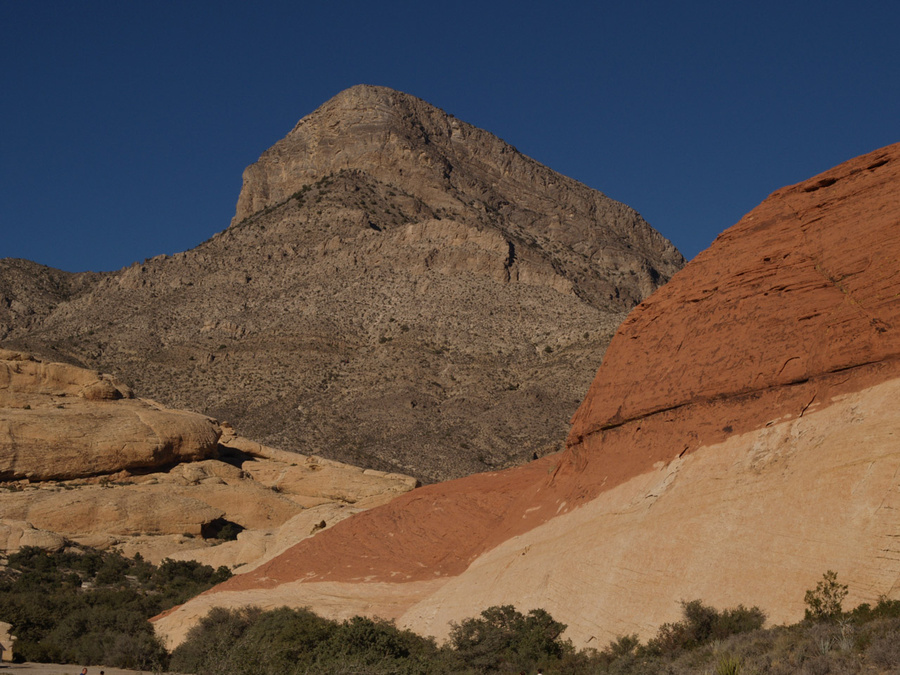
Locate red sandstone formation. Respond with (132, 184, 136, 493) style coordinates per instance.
(157, 142, 900, 647)
(570, 143, 900, 438)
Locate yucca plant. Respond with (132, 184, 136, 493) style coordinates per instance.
(715, 653, 743, 675)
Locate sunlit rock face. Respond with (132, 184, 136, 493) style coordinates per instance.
(155, 142, 900, 650)
(0, 350, 417, 568)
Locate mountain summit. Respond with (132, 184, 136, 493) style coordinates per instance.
(232, 85, 682, 308)
(1, 86, 684, 482)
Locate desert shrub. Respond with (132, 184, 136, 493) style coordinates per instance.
(865, 625, 900, 669)
(643, 600, 766, 656)
(0, 546, 230, 668)
(94, 550, 131, 584)
(243, 606, 333, 662)
(172, 606, 451, 675)
(847, 595, 900, 624)
(449, 604, 571, 672)
(151, 558, 231, 607)
(714, 653, 743, 675)
(92, 594, 900, 674)
(603, 633, 640, 659)
(169, 605, 264, 674)
(320, 615, 446, 674)
(804, 570, 848, 622)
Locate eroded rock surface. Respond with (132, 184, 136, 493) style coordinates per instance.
(0, 353, 417, 569)
(0, 349, 218, 481)
(155, 142, 900, 649)
(569, 142, 900, 438)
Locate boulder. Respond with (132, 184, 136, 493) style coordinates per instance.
(0, 351, 220, 481)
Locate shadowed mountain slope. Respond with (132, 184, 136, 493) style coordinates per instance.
(1, 85, 683, 483)
(154, 142, 900, 649)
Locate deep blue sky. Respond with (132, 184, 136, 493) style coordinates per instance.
(2, 1, 898, 273)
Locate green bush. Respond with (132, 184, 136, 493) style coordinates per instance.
(0, 546, 230, 668)
(449, 604, 571, 672)
(715, 653, 743, 675)
(3, 554, 899, 674)
(848, 595, 900, 624)
(168, 595, 900, 675)
(643, 600, 766, 656)
(171, 606, 447, 675)
(804, 570, 848, 622)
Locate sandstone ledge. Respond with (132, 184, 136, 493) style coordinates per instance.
(0, 352, 418, 571)
(0, 350, 219, 481)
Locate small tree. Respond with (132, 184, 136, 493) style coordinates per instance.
(449, 605, 570, 672)
(804, 570, 848, 621)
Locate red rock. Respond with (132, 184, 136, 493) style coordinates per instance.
(223, 142, 900, 590)
(570, 143, 900, 441)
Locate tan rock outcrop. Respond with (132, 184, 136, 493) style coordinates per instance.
(0, 519, 66, 552)
(0, 354, 417, 569)
(228, 434, 419, 509)
(155, 142, 900, 649)
(0, 619, 15, 662)
(0, 348, 133, 400)
(0, 351, 219, 481)
(163, 503, 366, 573)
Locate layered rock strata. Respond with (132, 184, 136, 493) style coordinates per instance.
(155, 142, 900, 648)
(0, 349, 219, 481)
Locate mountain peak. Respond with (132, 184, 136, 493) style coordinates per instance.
(310, 83, 422, 110)
(287, 85, 423, 136)
(233, 87, 683, 307)
(3, 88, 684, 484)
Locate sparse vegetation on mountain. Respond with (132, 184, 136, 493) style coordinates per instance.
(0, 85, 684, 484)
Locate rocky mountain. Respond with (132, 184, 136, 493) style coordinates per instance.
(0, 259, 99, 339)
(154, 142, 900, 649)
(0, 85, 683, 483)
